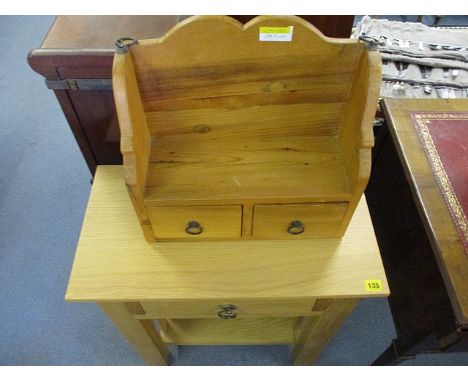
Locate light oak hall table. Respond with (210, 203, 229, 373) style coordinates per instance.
(65, 166, 389, 365)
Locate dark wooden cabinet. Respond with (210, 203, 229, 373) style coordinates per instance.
(28, 15, 354, 175)
(367, 99, 468, 364)
(28, 16, 181, 174)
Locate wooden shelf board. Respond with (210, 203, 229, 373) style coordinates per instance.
(144, 136, 351, 205)
(161, 317, 301, 345)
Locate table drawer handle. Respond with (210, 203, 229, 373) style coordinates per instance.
(185, 221, 203, 235)
(218, 304, 237, 319)
(288, 220, 304, 235)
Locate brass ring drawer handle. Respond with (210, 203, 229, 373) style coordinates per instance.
(218, 304, 237, 319)
(115, 36, 139, 54)
(288, 220, 304, 235)
(185, 221, 203, 235)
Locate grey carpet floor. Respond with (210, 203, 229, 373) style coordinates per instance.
(0, 15, 467, 366)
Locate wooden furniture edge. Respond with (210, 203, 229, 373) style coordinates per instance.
(112, 52, 154, 242)
(293, 298, 360, 365)
(380, 98, 468, 326)
(338, 48, 382, 236)
(99, 302, 169, 365)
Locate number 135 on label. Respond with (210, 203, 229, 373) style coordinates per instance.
(365, 279, 383, 292)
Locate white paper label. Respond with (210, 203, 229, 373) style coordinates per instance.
(259, 26, 294, 42)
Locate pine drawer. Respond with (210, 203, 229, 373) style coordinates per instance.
(133, 298, 328, 319)
(147, 205, 242, 239)
(252, 202, 348, 239)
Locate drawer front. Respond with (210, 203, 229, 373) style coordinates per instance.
(147, 205, 242, 239)
(136, 299, 324, 319)
(252, 202, 348, 239)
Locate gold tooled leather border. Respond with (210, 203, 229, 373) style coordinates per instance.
(411, 113, 468, 253)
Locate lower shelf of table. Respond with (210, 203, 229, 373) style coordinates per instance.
(159, 317, 319, 345)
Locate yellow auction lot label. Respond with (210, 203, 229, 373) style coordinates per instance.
(260, 26, 292, 34)
(364, 279, 383, 292)
(259, 26, 294, 41)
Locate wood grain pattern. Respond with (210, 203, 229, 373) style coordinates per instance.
(147, 205, 242, 239)
(112, 52, 154, 241)
(125, 302, 146, 315)
(382, 98, 468, 327)
(144, 136, 350, 206)
(162, 317, 298, 345)
(41, 16, 181, 49)
(113, 53, 149, 190)
(312, 298, 333, 312)
(132, 16, 360, 69)
(242, 203, 254, 237)
(65, 166, 389, 302)
(138, 299, 321, 319)
(39, 16, 353, 50)
(29, 16, 355, 178)
(252, 202, 348, 239)
(293, 298, 359, 365)
(112, 15, 380, 241)
(338, 49, 382, 237)
(68, 166, 388, 365)
(139, 65, 353, 115)
(145, 103, 345, 137)
(99, 302, 168, 365)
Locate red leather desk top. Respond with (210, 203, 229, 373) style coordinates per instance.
(411, 113, 468, 253)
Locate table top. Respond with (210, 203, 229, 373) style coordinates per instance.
(66, 166, 389, 302)
(41, 16, 181, 50)
(382, 98, 468, 327)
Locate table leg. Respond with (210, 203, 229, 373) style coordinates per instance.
(292, 298, 359, 365)
(99, 302, 169, 365)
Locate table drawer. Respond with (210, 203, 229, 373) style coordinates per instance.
(136, 299, 326, 319)
(147, 205, 242, 239)
(252, 202, 348, 239)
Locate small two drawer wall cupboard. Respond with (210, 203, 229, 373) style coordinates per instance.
(113, 15, 381, 242)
